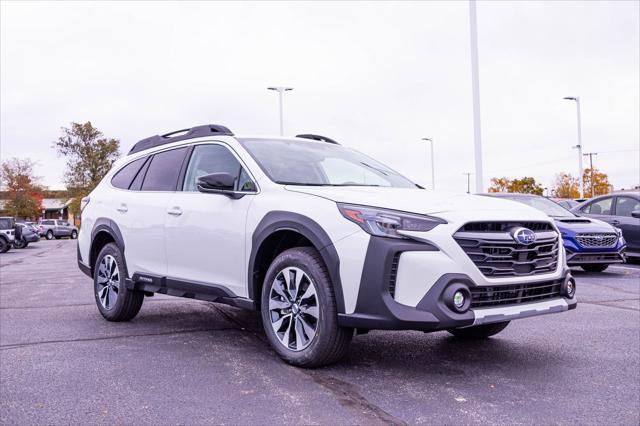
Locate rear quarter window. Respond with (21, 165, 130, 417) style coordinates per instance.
(111, 157, 147, 190)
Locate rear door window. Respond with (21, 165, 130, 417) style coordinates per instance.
(615, 196, 640, 217)
(141, 147, 189, 191)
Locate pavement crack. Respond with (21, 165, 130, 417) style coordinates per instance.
(0, 326, 246, 351)
(306, 372, 406, 425)
(580, 300, 639, 312)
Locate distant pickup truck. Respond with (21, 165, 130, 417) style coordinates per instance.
(39, 219, 78, 240)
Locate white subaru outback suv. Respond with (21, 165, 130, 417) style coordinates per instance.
(78, 124, 577, 367)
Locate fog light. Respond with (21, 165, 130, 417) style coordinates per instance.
(453, 291, 465, 309)
(562, 275, 576, 298)
(443, 283, 471, 313)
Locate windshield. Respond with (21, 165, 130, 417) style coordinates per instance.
(239, 138, 416, 188)
(499, 195, 575, 217)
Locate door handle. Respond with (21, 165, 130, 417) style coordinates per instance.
(117, 204, 128, 213)
(167, 207, 183, 216)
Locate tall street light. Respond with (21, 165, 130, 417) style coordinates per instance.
(268, 86, 293, 136)
(563, 96, 584, 198)
(468, 0, 484, 193)
(421, 138, 435, 190)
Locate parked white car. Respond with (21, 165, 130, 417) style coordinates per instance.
(78, 124, 577, 367)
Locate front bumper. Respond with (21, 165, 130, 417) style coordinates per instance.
(566, 249, 626, 265)
(337, 236, 577, 332)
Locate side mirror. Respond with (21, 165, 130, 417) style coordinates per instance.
(197, 173, 243, 199)
(631, 210, 640, 219)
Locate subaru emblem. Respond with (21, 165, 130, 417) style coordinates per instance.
(511, 227, 536, 245)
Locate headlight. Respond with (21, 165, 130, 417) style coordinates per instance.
(337, 203, 446, 239)
(614, 227, 622, 237)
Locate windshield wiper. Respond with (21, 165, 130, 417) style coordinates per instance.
(277, 181, 381, 187)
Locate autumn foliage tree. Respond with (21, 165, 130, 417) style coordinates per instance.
(54, 122, 120, 214)
(552, 172, 580, 198)
(0, 158, 44, 219)
(488, 176, 544, 195)
(583, 167, 610, 197)
(488, 177, 510, 193)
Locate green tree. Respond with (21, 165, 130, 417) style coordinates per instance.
(54, 122, 120, 214)
(0, 158, 44, 219)
(508, 177, 544, 195)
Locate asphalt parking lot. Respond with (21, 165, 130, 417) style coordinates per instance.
(1, 239, 638, 425)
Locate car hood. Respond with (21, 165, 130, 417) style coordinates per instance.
(554, 216, 616, 233)
(284, 186, 549, 221)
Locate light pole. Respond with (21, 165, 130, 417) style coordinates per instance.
(421, 138, 435, 190)
(268, 86, 293, 136)
(468, 0, 484, 193)
(463, 172, 473, 194)
(563, 96, 584, 198)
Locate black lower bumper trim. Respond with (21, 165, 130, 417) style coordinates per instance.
(339, 235, 576, 331)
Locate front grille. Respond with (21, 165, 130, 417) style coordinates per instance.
(460, 221, 554, 232)
(454, 222, 559, 277)
(576, 233, 618, 248)
(388, 253, 401, 298)
(470, 280, 563, 308)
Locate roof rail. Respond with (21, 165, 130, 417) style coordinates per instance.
(295, 134, 340, 145)
(128, 124, 234, 155)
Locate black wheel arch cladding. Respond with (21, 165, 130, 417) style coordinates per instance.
(89, 218, 127, 275)
(248, 211, 345, 313)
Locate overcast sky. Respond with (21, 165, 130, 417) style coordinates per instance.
(1, 1, 638, 193)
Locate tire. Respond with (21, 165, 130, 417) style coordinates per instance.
(94, 242, 144, 322)
(581, 264, 609, 273)
(448, 321, 510, 339)
(261, 247, 353, 368)
(14, 238, 27, 249)
(0, 238, 10, 253)
(71, 230, 78, 239)
(46, 231, 53, 240)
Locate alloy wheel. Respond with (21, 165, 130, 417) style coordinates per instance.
(97, 254, 119, 310)
(268, 266, 319, 351)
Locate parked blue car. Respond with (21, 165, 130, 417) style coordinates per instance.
(483, 193, 626, 272)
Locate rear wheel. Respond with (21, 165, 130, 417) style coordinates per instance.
(448, 321, 510, 339)
(581, 264, 608, 273)
(261, 247, 353, 368)
(94, 243, 144, 321)
(46, 231, 53, 240)
(71, 230, 78, 239)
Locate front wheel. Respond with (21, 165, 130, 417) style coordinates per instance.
(261, 247, 353, 368)
(448, 321, 510, 339)
(0, 238, 11, 253)
(71, 230, 78, 239)
(94, 242, 144, 322)
(46, 231, 53, 240)
(581, 264, 608, 273)
(14, 238, 28, 249)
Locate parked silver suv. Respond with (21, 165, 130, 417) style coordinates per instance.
(39, 219, 78, 240)
(0, 217, 16, 253)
